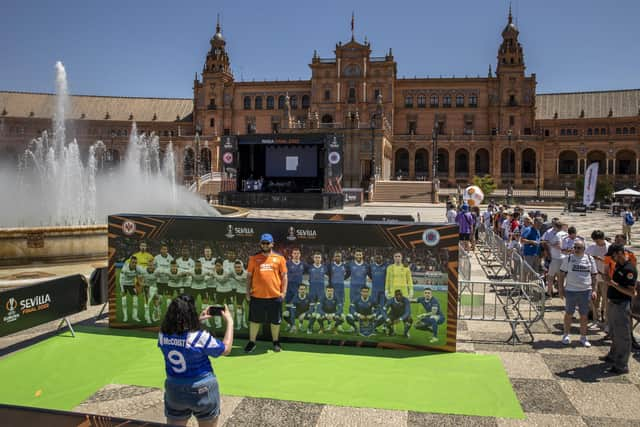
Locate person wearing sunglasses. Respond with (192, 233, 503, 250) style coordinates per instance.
(558, 240, 598, 347)
(245, 233, 288, 353)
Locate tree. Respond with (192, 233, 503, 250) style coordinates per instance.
(575, 176, 614, 202)
(472, 175, 496, 198)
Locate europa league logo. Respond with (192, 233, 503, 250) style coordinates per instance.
(286, 226, 297, 241)
(225, 225, 235, 239)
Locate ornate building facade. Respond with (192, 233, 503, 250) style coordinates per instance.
(1, 11, 639, 192)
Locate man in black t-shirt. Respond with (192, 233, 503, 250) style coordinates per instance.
(600, 244, 637, 374)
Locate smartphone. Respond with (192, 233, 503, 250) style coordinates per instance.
(207, 305, 225, 316)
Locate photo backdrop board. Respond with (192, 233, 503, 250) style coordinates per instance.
(108, 215, 458, 352)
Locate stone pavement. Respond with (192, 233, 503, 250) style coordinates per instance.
(2, 204, 640, 426)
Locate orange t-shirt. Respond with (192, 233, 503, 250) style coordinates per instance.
(247, 252, 288, 298)
(604, 250, 637, 278)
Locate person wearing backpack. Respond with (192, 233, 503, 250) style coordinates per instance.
(622, 207, 635, 245)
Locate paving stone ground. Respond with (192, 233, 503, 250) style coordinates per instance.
(2, 204, 640, 426)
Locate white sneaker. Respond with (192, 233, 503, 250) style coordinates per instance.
(562, 334, 571, 345)
(579, 336, 591, 347)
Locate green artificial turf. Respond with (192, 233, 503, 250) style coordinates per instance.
(0, 326, 523, 419)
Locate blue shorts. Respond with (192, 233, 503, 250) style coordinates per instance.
(164, 373, 220, 421)
(565, 290, 592, 316)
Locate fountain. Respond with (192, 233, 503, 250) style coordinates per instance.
(0, 62, 241, 266)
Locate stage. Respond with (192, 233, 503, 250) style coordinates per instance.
(219, 133, 346, 210)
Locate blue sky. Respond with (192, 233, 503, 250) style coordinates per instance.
(1, 0, 638, 98)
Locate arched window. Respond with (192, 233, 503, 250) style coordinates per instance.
(559, 151, 578, 174)
(469, 95, 478, 107)
(443, 95, 451, 108)
(417, 95, 426, 108)
(243, 96, 251, 110)
(475, 149, 490, 175)
(278, 95, 285, 109)
(455, 149, 469, 176)
(623, 127, 629, 135)
(617, 150, 636, 175)
(437, 149, 448, 176)
(266, 96, 274, 110)
(200, 147, 211, 174)
(521, 148, 536, 175)
(255, 96, 263, 110)
(501, 149, 515, 175)
(210, 118, 215, 128)
(405, 96, 413, 108)
(183, 147, 195, 178)
(415, 149, 429, 178)
(456, 95, 464, 107)
(631, 127, 636, 134)
(301, 95, 310, 108)
(394, 149, 409, 177)
(430, 95, 438, 107)
(290, 95, 298, 109)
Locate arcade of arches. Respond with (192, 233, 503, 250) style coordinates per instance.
(393, 146, 640, 187)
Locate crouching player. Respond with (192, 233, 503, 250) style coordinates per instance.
(309, 285, 344, 334)
(384, 289, 413, 338)
(346, 286, 385, 337)
(415, 287, 445, 343)
(284, 283, 313, 334)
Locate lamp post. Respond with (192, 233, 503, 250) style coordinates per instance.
(507, 129, 513, 205)
(431, 122, 440, 203)
(194, 126, 202, 192)
(536, 161, 541, 199)
(370, 115, 377, 183)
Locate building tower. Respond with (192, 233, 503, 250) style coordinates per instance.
(193, 14, 234, 137)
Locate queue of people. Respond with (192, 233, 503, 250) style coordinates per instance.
(450, 200, 639, 376)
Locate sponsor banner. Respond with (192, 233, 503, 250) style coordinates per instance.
(583, 162, 599, 206)
(108, 215, 459, 352)
(0, 275, 87, 337)
(220, 135, 238, 173)
(324, 134, 343, 193)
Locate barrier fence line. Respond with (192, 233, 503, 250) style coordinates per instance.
(458, 279, 546, 344)
(459, 242, 471, 281)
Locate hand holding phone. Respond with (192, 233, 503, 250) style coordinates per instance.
(207, 305, 225, 316)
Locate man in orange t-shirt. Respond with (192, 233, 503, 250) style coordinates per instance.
(244, 233, 288, 353)
(604, 234, 637, 279)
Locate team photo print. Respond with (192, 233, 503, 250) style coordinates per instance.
(109, 215, 458, 351)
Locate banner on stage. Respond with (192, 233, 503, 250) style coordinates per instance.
(108, 215, 459, 352)
(0, 275, 87, 337)
(583, 162, 599, 206)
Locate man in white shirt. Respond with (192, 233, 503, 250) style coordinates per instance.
(546, 221, 568, 297)
(446, 204, 457, 224)
(558, 240, 597, 347)
(585, 230, 611, 323)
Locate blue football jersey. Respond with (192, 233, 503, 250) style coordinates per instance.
(291, 293, 312, 314)
(317, 296, 343, 314)
(370, 263, 387, 293)
(287, 260, 305, 287)
(329, 262, 347, 286)
(349, 261, 369, 287)
(308, 264, 328, 291)
(418, 296, 442, 315)
(351, 297, 376, 316)
(158, 331, 225, 379)
(386, 296, 411, 318)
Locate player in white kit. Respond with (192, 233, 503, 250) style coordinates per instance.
(228, 260, 248, 329)
(119, 256, 145, 322)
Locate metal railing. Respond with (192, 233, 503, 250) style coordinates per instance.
(459, 242, 471, 281)
(458, 279, 546, 344)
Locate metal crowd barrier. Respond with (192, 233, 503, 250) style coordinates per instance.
(459, 243, 471, 281)
(458, 279, 547, 344)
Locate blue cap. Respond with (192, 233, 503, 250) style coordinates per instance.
(462, 204, 469, 212)
(260, 233, 274, 243)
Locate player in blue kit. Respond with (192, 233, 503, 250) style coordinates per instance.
(384, 289, 413, 337)
(307, 252, 328, 303)
(369, 254, 388, 307)
(310, 285, 344, 334)
(284, 283, 313, 334)
(346, 286, 385, 336)
(415, 287, 445, 343)
(348, 249, 369, 304)
(285, 248, 306, 304)
(328, 251, 348, 304)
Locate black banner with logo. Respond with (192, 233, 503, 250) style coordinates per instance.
(109, 214, 458, 352)
(324, 134, 343, 193)
(0, 275, 87, 337)
(220, 135, 238, 175)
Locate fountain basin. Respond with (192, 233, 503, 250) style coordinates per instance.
(0, 205, 249, 266)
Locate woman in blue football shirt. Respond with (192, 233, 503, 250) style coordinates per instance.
(158, 295, 234, 426)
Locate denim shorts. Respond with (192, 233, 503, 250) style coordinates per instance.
(164, 373, 220, 421)
(565, 290, 592, 316)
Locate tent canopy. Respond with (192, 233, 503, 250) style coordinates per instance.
(613, 188, 640, 197)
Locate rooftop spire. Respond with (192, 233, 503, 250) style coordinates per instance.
(508, 2, 513, 24)
(351, 11, 355, 41)
(216, 13, 221, 34)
